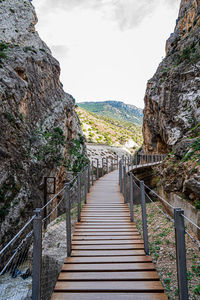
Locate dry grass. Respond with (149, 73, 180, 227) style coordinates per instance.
(134, 202, 200, 299)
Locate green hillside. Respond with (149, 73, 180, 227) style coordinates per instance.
(76, 107, 143, 153)
(77, 101, 143, 125)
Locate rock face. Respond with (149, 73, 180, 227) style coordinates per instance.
(0, 0, 86, 246)
(143, 0, 200, 153)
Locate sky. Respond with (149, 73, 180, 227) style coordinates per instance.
(32, 0, 180, 108)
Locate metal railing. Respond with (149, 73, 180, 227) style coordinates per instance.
(119, 154, 200, 300)
(0, 155, 119, 300)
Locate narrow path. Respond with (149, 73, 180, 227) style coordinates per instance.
(52, 170, 167, 300)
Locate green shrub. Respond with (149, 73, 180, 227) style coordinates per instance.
(33, 127, 66, 164)
(0, 42, 9, 61)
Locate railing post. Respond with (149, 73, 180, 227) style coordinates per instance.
(87, 163, 90, 193)
(91, 161, 94, 185)
(117, 155, 119, 169)
(119, 160, 122, 193)
(77, 173, 81, 222)
(130, 173, 134, 222)
(106, 157, 109, 174)
(140, 181, 149, 255)
(135, 154, 137, 168)
(96, 159, 99, 179)
(102, 158, 104, 176)
(123, 165, 127, 203)
(174, 208, 189, 300)
(65, 183, 71, 257)
(32, 208, 42, 300)
(84, 167, 87, 204)
(124, 157, 127, 169)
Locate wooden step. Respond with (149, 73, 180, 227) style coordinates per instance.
(58, 270, 157, 280)
(72, 240, 143, 245)
(71, 244, 144, 250)
(72, 235, 141, 240)
(73, 232, 139, 236)
(71, 250, 146, 256)
(54, 281, 163, 292)
(65, 256, 152, 264)
(74, 229, 138, 232)
(52, 293, 168, 300)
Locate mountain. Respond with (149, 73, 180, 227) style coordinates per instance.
(76, 107, 143, 153)
(77, 101, 143, 125)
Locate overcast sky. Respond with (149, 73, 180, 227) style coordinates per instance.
(32, 0, 180, 108)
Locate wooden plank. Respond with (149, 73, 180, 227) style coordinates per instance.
(79, 220, 132, 223)
(76, 224, 135, 227)
(80, 218, 131, 220)
(61, 263, 155, 271)
(72, 235, 141, 240)
(72, 244, 144, 250)
(58, 271, 157, 280)
(82, 209, 128, 211)
(52, 292, 168, 300)
(81, 216, 130, 219)
(75, 226, 137, 229)
(72, 240, 143, 245)
(82, 209, 129, 212)
(65, 256, 152, 264)
(73, 232, 139, 236)
(74, 228, 138, 234)
(71, 250, 146, 256)
(54, 281, 163, 292)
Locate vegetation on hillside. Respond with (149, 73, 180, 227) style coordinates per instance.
(76, 107, 143, 153)
(78, 101, 143, 125)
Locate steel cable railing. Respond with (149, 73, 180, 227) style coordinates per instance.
(119, 154, 200, 300)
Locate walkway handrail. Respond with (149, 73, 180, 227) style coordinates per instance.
(119, 153, 200, 300)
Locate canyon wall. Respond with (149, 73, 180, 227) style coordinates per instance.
(143, 0, 200, 153)
(0, 0, 87, 246)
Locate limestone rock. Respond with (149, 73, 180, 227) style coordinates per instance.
(143, 0, 200, 153)
(183, 178, 200, 197)
(0, 0, 86, 248)
(174, 138, 196, 158)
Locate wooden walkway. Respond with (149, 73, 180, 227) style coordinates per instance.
(52, 170, 167, 300)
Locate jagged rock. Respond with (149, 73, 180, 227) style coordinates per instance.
(0, 147, 11, 159)
(143, 0, 200, 153)
(0, 0, 86, 249)
(174, 138, 196, 158)
(183, 178, 200, 197)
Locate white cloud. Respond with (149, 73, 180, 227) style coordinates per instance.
(38, 0, 180, 30)
(51, 45, 69, 58)
(32, 0, 180, 108)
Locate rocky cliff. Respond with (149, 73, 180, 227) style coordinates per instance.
(0, 0, 87, 246)
(143, 0, 200, 207)
(143, 0, 200, 153)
